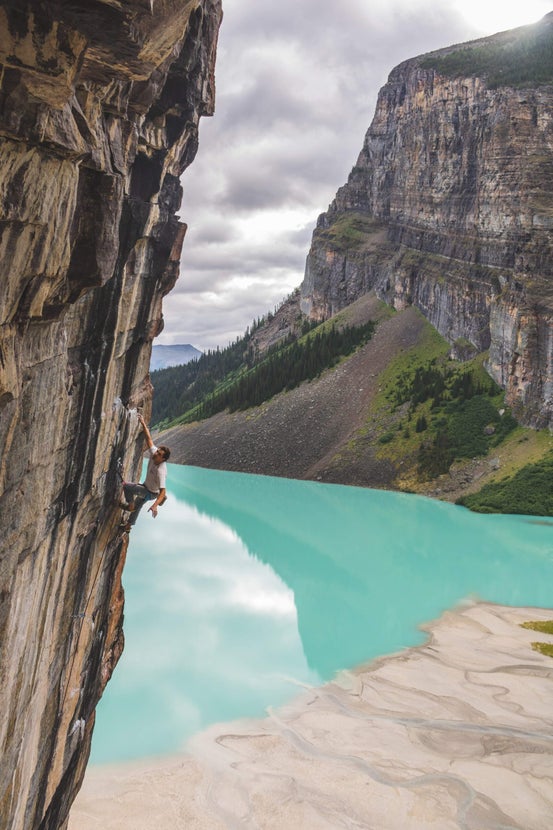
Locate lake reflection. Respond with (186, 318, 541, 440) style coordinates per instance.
(91, 465, 553, 764)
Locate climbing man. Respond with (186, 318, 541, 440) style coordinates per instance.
(120, 413, 171, 532)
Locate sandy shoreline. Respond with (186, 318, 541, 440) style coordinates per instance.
(69, 602, 553, 829)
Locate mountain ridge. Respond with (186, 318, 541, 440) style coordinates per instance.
(300, 13, 553, 428)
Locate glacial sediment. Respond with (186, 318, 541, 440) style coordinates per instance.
(70, 602, 553, 830)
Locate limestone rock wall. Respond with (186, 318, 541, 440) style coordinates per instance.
(301, 16, 553, 427)
(0, 2, 221, 829)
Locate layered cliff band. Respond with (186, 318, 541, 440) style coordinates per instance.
(120, 413, 171, 532)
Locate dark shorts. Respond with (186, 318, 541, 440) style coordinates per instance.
(123, 482, 158, 503)
(123, 483, 159, 525)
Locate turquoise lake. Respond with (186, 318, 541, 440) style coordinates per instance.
(90, 464, 553, 765)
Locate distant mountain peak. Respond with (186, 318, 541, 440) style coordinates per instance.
(151, 343, 202, 371)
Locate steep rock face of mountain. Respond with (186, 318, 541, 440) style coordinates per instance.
(301, 15, 553, 428)
(0, 2, 221, 829)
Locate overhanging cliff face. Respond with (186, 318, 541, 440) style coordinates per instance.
(0, 2, 221, 829)
(301, 15, 553, 428)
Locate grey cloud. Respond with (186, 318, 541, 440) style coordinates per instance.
(160, 282, 292, 352)
(220, 0, 472, 83)
(219, 167, 301, 211)
(211, 131, 365, 214)
(177, 221, 310, 298)
(181, 242, 306, 281)
(189, 221, 235, 245)
(220, 73, 312, 132)
(286, 223, 316, 249)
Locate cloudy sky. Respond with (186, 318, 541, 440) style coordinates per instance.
(158, 0, 553, 352)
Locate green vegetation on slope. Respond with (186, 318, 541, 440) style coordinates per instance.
(315, 212, 384, 252)
(394, 356, 516, 478)
(152, 292, 318, 427)
(151, 324, 261, 427)
(420, 19, 553, 88)
(358, 319, 518, 484)
(196, 322, 376, 420)
(457, 452, 553, 515)
(155, 319, 376, 429)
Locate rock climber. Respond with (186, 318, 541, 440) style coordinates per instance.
(120, 413, 171, 532)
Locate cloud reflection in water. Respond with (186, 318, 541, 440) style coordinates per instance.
(92, 465, 553, 765)
(92, 495, 316, 764)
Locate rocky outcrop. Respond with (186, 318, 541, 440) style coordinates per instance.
(0, 2, 221, 829)
(301, 15, 553, 427)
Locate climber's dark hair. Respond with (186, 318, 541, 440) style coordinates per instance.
(159, 445, 171, 461)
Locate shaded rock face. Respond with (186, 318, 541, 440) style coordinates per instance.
(0, 2, 221, 829)
(301, 17, 553, 427)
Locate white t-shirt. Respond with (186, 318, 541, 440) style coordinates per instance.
(143, 445, 167, 493)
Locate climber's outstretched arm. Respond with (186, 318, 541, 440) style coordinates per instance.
(137, 412, 154, 449)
